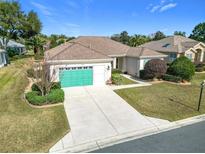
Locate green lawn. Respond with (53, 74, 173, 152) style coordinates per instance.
(115, 73, 205, 121)
(0, 58, 69, 152)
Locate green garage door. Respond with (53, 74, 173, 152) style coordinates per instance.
(59, 67, 93, 88)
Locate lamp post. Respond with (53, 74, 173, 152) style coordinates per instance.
(198, 81, 205, 111)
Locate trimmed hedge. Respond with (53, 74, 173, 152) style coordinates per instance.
(195, 67, 204, 72)
(168, 56, 195, 81)
(31, 82, 61, 93)
(25, 91, 46, 105)
(163, 74, 182, 83)
(26, 89, 64, 105)
(47, 89, 64, 103)
(112, 69, 122, 74)
(112, 73, 122, 85)
(139, 70, 146, 79)
(26, 82, 63, 105)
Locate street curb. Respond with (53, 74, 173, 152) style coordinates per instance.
(50, 113, 205, 153)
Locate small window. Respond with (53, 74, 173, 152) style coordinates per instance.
(186, 53, 192, 60)
(163, 44, 170, 48)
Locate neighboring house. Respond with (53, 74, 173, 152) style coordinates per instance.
(142, 35, 205, 63)
(0, 38, 27, 55)
(0, 49, 8, 68)
(45, 36, 167, 87)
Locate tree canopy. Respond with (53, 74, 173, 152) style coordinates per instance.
(0, 1, 42, 49)
(190, 22, 205, 43)
(152, 31, 166, 41)
(174, 31, 186, 37)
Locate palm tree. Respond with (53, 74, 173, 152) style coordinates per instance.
(27, 35, 46, 55)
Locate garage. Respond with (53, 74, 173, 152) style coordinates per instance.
(59, 67, 93, 88)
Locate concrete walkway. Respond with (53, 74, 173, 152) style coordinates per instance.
(110, 74, 152, 90)
(50, 86, 170, 153)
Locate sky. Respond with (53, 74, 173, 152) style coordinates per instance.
(19, 0, 205, 37)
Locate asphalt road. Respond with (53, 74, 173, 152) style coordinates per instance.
(92, 121, 205, 153)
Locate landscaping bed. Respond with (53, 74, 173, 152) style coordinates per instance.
(112, 70, 137, 85)
(0, 58, 69, 152)
(26, 82, 64, 106)
(115, 73, 205, 122)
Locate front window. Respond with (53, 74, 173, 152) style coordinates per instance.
(186, 53, 193, 60)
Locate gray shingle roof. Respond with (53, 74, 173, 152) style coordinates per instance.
(127, 47, 167, 58)
(142, 35, 199, 53)
(70, 36, 130, 56)
(45, 41, 111, 61)
(45, 36, 167, 61)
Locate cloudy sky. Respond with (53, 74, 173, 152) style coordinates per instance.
(20, 0, 205, 37)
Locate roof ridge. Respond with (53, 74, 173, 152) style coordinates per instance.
(70, 41, 111, 58)
(48, 42, 75, 60)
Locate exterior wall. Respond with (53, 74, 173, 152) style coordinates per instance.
(49, 62, 111, 86)
(126, 57, 139, 76)
(126, 57, 166, 77)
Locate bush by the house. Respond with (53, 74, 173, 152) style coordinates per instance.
(26, 82, 63, 105)
(163, 74, 182, 83)
(47, 89, 64, 103)
(26, 89, 64, 105)
(144, 59, 167, 79)
(112, 73, 122, 85)
(25, 91, 46, 105)
(195, 63, 205, 72)
(196, 67, 204, 72)
(112, 69, 122, 74)
(168, 56, 195, 81)
(31, 82, 61, 93)
(139, 70, 146, 79)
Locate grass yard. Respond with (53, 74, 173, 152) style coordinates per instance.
(112, 73, 136, 85)
(0, 57, 69, 152)
(115, 73, 205, 121)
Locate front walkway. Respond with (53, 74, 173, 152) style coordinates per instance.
(50, 86, 170, 153)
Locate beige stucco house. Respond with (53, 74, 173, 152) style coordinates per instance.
(45, 36, 166, 87)
(142, 35, 205, 63)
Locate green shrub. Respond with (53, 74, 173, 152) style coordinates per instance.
(139, 70, 146, 79)
(111, 73, 122, 85)
(47, 89, 64, 103)
(168, 56, 195, 81)
(31, 82, 61, 94)
(25, 91, 46, 105)
(144, 59, 167, 79)
(51, 82, 61, 90)
(163, 74, 182, 83)
(112, 69, 122, 74)
(196, 67, 204, 72)
(31, 83, 40, 92)
(27, 68, 34, 78)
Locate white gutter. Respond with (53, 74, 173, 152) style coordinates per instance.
(46, 58, 113, 64)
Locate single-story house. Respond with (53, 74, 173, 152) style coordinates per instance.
(45, 36, 167, 87)
(0, 38, 27, 55)
(0, 49, 8, 68)
(142, 35, 205, 63)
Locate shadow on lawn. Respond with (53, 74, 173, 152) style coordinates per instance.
(168, 95, 198, 111)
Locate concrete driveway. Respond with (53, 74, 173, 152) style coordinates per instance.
(50, 86, 169, 152)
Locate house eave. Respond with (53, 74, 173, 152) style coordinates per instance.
(46, 58, 113, 64)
